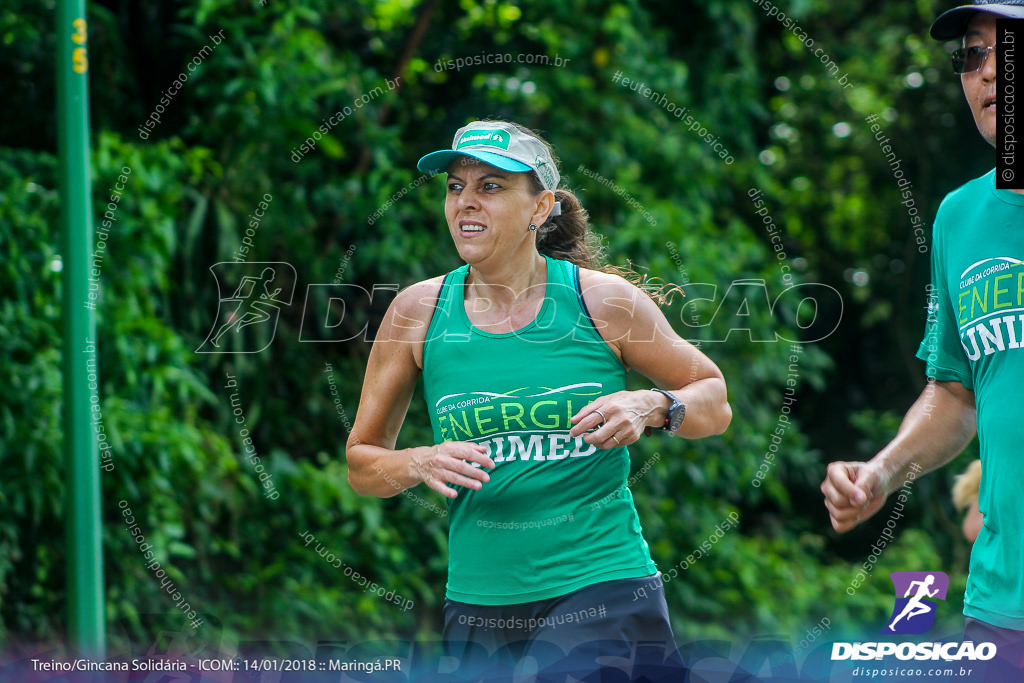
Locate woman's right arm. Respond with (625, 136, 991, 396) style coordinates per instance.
(346, 280, 495, 499)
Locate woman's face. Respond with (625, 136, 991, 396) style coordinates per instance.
(444, 157, 551, 267)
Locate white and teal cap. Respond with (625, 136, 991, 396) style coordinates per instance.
(417, 121, 561, 195)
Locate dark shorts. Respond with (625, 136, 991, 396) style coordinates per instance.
(443, 573, 683, 680)
(964, 616, 1024, 671)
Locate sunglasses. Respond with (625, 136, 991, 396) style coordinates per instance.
(951, 45, 995, 74)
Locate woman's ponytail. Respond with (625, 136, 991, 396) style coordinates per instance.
(536, 188, 606, 269)
(501, 120, 680, 306)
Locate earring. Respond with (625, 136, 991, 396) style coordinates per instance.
(528, 223, 538, 231)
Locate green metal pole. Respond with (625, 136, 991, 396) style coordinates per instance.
(57, 0, 105, 658)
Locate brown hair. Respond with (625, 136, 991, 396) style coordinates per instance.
(504, 121, 681, 306)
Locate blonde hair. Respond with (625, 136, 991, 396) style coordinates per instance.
(952, 459, 981, 511)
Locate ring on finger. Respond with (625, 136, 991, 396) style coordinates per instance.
(592, 409, 607, 427)
(612, 435, 620, 445)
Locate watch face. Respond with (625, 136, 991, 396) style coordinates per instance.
(669, 403, 686, 430)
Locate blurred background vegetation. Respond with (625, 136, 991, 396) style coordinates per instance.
(0, 0, 985, 660)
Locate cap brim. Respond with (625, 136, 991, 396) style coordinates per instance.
(930, 5, 1024, 40)
(416, 150, 532, 176)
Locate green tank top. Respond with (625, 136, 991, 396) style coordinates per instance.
(422, 255, 657, 605)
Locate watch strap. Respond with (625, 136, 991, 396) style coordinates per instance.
(647, 388, 681, 435)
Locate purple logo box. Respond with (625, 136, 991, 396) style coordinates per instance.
(883, 571, 949, 635)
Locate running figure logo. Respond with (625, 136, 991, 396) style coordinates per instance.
(883, 571, 949, 635)
(197, 262, 296, 353)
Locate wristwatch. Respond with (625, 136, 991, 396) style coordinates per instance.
(646, 388, 686, 435)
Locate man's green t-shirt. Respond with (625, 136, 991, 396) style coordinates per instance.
(917, 169, 1024, 629)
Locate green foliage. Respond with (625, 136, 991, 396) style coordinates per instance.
(1, 0, 981, 655)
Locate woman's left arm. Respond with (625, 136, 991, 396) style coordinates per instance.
(568, 271, 732, 448)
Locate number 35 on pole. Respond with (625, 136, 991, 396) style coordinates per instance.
(72, 18, 87, 73)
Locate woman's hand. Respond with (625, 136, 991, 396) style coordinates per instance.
(410, 442, 496, 499)
(568, 390, 667, 449)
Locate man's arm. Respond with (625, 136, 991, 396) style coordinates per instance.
(821, 379, 976, 532)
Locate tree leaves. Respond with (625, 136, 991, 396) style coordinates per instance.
(0, 0, 977, 651)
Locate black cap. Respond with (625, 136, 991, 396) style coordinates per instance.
(930, 0, 1024, 40)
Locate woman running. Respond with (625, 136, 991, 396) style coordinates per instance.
(346, 119, 731, 675)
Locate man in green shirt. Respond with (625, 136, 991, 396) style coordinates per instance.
(821, 0, 1024, 668)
